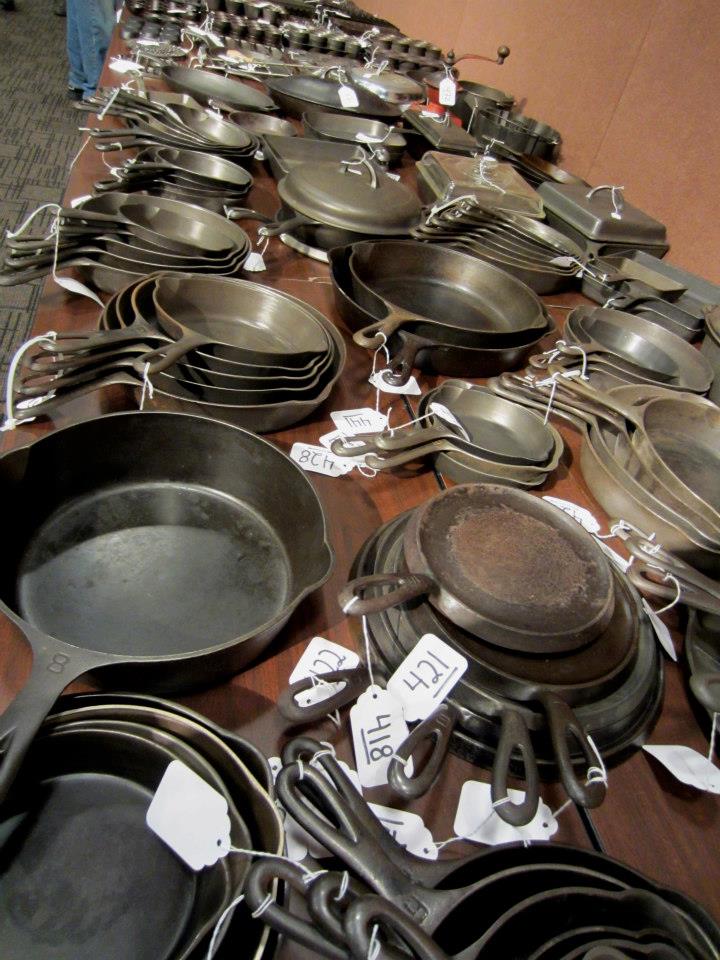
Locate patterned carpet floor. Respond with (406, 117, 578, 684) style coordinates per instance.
(0, 0, 83, 387)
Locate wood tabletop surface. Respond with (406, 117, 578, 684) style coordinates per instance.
(0, 25, 717, 950)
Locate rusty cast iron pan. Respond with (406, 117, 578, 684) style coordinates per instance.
(340, 484, 615, 655)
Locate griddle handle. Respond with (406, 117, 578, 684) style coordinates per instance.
(277, 667, 368, 725)
(0, 625, 107, 807)
(338, 573, 434, 617)
(542, 693, 607, 808)
(388, 703, 458, 800)
(491, 708, 540, 826)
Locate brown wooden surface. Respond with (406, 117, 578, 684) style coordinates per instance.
(0, 26, 718, 951)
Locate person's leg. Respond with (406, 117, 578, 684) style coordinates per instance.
(66, 0, 86, 96)
(74, 0, 114, 100)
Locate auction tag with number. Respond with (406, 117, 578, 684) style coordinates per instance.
(368, 802, 438, 860)
(644, 744, 720, 792)
(288, 636, 361, 707)
(369, 370, 421, 395)
(641, 599, 677, 660)
(146, 761, 231, 870)
(429, 402, 471, 440)
(290, 442, 355, 477)
(350, 685, 411, 788)
(454, 780, 558, 846)
(339, 85, 360, 109)
(387, 633, 467, 722)
(543, 496, 601, 533)
(438, 77, 456, 106)
(331, 407, 388, 436)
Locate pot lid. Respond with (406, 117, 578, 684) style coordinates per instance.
(537, 182, 668, 244)
(278, 159, 423, 234)
(350, 67, 424, 101)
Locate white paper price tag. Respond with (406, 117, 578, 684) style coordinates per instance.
(641, 599, 677, 660)
(54, 275, 105, 307)
(339, 85, 360, 109)
(290, 442, 355, 477)
(369, 370, 421, 395)
(350, 685, 412, 788)
(146, 761, 232, 870)
(643, 745, 720, 793)
(549, 256, 576, 269)
(543, 496, 601, 534)
(387, 633, 467, 723)
(331, 407, 388, 436)
(368, 803, 438, 860)
(429, 402, 471, 440)
(288, 636, 361, 707)
(69, 195, 91, 209)
(595, 540, 630, 573)
(318, 759, 364, 796)
(454, 781, 558, 846)
(110, 58, 142, 74)
(355, 131, 382, 144)
(385, 172, 401, 181)
(254, 149, 266, 161)
(438, 77, 456, 106)
(243, 251, 266, 272)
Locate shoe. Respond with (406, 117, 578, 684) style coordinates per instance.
(1, 1, 17, 11)
(53, 0, 66, 14)
(67, 86, 83, 101)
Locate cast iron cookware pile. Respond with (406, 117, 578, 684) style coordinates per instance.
(0, 193, 252, 292)
(9, 273, 345, 430)
(237, 739, 720, 960)
(0, 693, 284, 960)
(340, 484, 662, 827)
(1, 2, 719, 957)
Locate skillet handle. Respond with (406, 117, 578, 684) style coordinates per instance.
(344, 896, 451, 960)
(258, 214, 312, 238)
(338, 573, 435, 617)
(365, 439, 454, 471)
(353, 317, 409, 349)
(277, 667, 368, 725)
(0, 623, 108, 807)
(491, 708, 540, 827)
(541, 693, 607, 808)
(224, 208, 273, 223)
(276, 763, 412, 900)
(244, 857, 350, 960)
(43, 328, 161, 353)
(8, 371, 142, 422)
(388, 704, 457, 800)
(131, 332, 210, 376)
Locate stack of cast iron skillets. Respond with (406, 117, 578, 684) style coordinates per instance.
(240, 739, 720, 960)
(0, 193, 252, 292)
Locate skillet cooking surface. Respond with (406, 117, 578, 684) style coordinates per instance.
(17, 482, 290, 653)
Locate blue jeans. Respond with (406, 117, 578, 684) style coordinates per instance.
(67, 0, 115, 99)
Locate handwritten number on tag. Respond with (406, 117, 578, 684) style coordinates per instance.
(387, 634, 468, 722)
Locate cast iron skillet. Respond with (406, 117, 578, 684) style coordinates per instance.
(161, 65, 278, 113)
(0, 725, 235, 960)
(0, 412, 332, 804)
(328, 244, 556, 386)
(340, 484, 615, 655)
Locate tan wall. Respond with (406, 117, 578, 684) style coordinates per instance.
(366, 0, 720, 284)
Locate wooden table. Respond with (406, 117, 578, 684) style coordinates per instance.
(0, 28, 718, 954)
